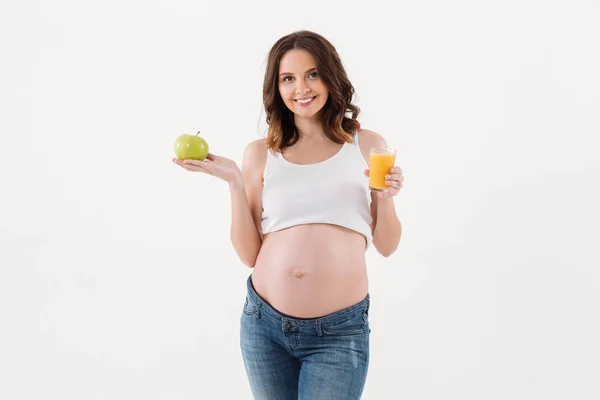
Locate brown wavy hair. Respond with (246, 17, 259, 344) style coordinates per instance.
(263, 30, 361, 153)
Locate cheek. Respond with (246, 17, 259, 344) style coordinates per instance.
(315, 82, 328, 97)
(279, 85, 292, 100)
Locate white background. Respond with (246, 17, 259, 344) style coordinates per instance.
(1, 0, 599, 399)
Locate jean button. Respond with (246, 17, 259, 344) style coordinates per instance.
(283, 322, 291, 329)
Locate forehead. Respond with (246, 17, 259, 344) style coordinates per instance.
(279, 49, 317, 73)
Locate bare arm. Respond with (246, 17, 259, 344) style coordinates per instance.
(228, 176, 262, 267)
(357, 129, 402, 257)
(371, 195, 402, 257)
(229, 140, 267, 267)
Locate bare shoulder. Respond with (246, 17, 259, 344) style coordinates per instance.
(356, 128, 388, 162)
(357, 128, 388, 148)
(242, 138, 269, 180)
(244, 138, 269, 159)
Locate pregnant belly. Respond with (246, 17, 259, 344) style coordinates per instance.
(251, 224, 369, 318)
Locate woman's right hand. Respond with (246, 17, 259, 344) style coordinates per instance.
(172, 153, 242, 184)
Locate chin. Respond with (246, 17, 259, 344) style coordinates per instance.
(295, 110, 321, 119)
(295, 104, 324, 117)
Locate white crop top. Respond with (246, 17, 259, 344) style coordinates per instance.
(261, 132, 374, 250)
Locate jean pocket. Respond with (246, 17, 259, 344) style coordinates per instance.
(321, 311, 367, 336)
(242, 296, 260, 316)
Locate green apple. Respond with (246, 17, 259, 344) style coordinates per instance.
(174, 131, 209, 160)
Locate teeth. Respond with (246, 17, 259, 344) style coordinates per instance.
(297, 97, 314, 104)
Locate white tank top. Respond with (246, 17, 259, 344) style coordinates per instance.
(261, 132, 374, 250)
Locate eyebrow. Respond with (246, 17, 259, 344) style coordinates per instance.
(279, 67, 317, 77)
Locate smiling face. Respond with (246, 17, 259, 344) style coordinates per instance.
(278, 49, 329, 120)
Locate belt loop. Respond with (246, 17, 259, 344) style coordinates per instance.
(257, 302, 262, 319)
(316, 319, 323, 337)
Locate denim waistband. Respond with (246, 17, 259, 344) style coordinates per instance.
(246, 274, 370, 325)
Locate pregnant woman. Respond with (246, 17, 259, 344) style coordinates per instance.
(173, 30, 404, 399)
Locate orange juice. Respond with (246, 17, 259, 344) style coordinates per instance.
(369, 148, 396, 191)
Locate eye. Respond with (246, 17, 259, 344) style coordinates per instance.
(282, 76, 293, 82)
(308, 71, 319, 79)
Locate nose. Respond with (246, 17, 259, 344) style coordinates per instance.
(295, 80, 311, 95)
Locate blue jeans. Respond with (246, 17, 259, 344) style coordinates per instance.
(240, 274, 370, 400)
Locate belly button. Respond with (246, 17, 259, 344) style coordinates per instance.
(289, 270, 305, 279)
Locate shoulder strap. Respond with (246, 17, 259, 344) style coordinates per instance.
(264, 147, 281, 180)
(352, 131, 370, 169)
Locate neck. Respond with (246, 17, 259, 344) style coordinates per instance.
(294, 115, 327, 142)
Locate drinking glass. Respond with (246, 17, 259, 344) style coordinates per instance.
(369, 147, 397, 191)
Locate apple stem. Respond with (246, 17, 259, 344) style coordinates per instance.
(197, 131, 201, 136)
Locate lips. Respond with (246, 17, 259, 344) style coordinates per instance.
(295, 96, 317, 106)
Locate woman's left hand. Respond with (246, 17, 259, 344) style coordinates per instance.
(364, 166, 404, 200)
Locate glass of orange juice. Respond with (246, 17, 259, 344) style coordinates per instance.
(369, 147, 397, 191)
